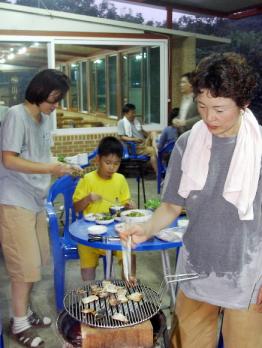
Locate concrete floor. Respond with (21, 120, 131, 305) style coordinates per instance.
(0, 177, 178, 347)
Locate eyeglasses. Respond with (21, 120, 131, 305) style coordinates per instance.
(45, 99, 61, 105)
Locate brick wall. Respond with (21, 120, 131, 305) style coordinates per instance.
(52, 132, 118, 157)
(52, 132, 118, 170)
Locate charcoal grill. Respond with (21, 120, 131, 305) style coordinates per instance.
(63, 279, 160, 329)
(63, 274, 200, 329)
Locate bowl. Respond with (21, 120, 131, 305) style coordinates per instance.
(84, 213, 97, 222)
(120, 209, 152, 224)
(109, 205, 125, 216)
(88, 225, 108, 235)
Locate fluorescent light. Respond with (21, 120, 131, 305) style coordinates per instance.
(7, 53, 15, 60)
(18, 47, 27, 55)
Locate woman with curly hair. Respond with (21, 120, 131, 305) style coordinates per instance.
(119, 52, 262, 347)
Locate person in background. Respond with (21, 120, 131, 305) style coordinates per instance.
(0, 69, 78, 348)
(117, 103, 158, 174)
(158, 108, 179, 151)
(73, 136, 136, 281)
(119, 52, 262, 348)
(172, 72, 200, 135)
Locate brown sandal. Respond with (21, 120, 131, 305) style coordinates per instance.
(10, 326, 45, 347)
(28, 312, 52, 328)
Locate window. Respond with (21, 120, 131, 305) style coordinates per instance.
(0, 38, 168, 132)
(90, 58, 106, 113)
(70, 63, 80, 110)
(108, 55, 117, 116)
(80, 61, 88, 112)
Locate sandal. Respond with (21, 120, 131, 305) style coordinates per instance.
(28, 312, 52, 328)
(10, 326, 45, 348)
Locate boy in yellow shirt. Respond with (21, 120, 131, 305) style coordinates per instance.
(73, 136, 135, 281)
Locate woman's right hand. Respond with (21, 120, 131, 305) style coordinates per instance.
(118, 223, 151, 248)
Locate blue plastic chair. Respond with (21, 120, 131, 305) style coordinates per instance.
(46, 163, 105, 312)
(121, 141, 150, 208)
(157, 140, 175, 194)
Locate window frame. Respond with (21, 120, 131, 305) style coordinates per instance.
(0, 35, 168, 135)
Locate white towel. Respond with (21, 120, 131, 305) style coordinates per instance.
(178, 108, 262, 220)
(123, 116, 142, 137)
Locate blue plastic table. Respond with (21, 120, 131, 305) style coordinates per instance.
(69, 219, 182, 304)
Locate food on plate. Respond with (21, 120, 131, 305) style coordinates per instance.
(127, 292, 143, 302)
(96, 214, 113, 221)
(126, 211, 145, 217)
(82, 295, 99, 305)
(111, 313, 128, 323)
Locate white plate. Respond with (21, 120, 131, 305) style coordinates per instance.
(95, 218, 114, 225)
(84, 213, 97, 222)
(88, 225, 108, 235)
(155, 227, 185, 242)
(120, 209, 152, 223)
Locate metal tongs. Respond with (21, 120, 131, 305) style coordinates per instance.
(158, 273, 202, 304)
(121, 234, 132, 280)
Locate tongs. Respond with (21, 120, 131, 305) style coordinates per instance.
(88, 235, 120, 242)
(121, 234, 132, 281)
(158, 273, 202, 304)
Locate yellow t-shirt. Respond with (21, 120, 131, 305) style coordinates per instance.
(73, 170, 130, 215)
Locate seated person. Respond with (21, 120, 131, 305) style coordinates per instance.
(172, 72, 200, 135)
(73, 136, 135, 281)
(117, 103, 157, 174)
(158, 108, 179, 151)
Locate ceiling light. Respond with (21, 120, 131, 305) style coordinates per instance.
(18, 47, 27, 55)
(7, 53, 15, 60)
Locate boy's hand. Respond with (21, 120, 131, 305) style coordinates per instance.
(87, 192, 102, 203)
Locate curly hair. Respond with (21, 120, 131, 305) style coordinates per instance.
(193, 52, 256, 108)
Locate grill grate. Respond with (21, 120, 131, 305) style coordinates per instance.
(63, 280, 161, 328)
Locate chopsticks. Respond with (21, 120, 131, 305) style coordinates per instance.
(121, 231, 132, 280)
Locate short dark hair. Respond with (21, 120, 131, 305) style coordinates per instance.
(25, 69, 70, 105)
(181, 72, 195, 85)
(193, 52, 256, 108)
(122, 103, 136, 114)
(97, 136, 123, 159)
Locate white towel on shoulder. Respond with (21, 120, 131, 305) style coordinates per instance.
(123, 116, 142, 137)
(178, 108, 262, 220)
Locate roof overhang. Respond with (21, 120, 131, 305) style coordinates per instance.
(113, 0, 262, 19)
